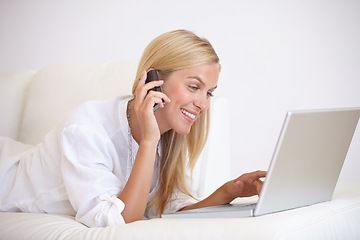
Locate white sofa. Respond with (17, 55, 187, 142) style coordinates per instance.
(0, 61, 360, 240)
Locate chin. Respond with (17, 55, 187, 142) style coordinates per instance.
(173, 126, 192, 135)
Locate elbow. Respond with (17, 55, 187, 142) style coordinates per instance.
(121, 211, 144, 224)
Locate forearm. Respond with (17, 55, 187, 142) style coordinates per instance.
(118, 140, 158, 223)
(181, 182, 235, 211)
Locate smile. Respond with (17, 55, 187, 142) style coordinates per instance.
(180, 108, 196, 120)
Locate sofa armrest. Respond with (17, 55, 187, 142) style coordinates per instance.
(0, 70, 35, 140)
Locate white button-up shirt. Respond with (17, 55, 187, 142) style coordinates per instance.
(0, 96, 196, 227)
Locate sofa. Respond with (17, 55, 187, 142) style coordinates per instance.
(0, 61, 360, 240)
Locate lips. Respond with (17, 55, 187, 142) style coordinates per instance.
(180, 108, 196, 120)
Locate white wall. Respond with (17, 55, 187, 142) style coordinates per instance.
(1, 0, 359, 182)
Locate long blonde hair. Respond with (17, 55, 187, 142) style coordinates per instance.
(131, 29, 219, 215)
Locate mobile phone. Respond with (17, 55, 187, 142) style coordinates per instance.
(145, 69, 164, 112)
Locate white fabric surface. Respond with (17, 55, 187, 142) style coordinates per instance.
(0, 183, 359, 240)
(19, 61, 137, 145)
(0, 70, 35, 140)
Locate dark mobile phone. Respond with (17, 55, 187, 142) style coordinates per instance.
(145, 70, 164, 112)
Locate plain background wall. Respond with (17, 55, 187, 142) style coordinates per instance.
(0, 0, 359, 183)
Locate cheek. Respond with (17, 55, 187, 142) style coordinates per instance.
(202, 102, 210, 113)
(165, 87, 191, 103)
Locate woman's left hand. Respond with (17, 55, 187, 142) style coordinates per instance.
(224, 170, 267, 200)
(181, 170, 267, 212)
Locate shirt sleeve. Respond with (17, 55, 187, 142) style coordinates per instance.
(60, 125, 126, 227)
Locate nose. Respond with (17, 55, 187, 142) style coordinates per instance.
(194, 94, 210, 112)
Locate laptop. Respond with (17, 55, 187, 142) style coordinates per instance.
(162, 107, 360, 218)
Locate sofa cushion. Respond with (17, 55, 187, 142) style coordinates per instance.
(19, 61, 138, 145)
(0, 184, 359, 240)
(0, 70, 35, 140)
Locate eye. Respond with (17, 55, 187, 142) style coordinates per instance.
(188, 85, 199, 91)
(207, 91, 214, 98)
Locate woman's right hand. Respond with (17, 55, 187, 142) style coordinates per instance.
(132, 70, 171, 143)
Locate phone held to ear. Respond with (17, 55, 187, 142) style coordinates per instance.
(145, 70, 165, 112)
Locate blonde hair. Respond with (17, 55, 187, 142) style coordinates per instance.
(131, 29, 219, 215)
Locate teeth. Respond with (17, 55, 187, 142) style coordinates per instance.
(181, 108, 196, 119)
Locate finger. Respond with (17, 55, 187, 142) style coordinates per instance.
(135, 70, 147, 94)
(138, 70, 147, 85)
(138, 92, 167, 114)
(144, 95, 168, 112)
(146, 80, 164, 93)
(255, 170, 267, 176)
(253, 179, 264, 195)
(250, 170, 267, 179)
(146, 90, 171, 104)
(137, 80, 165, 102)
(153, 96, 165, 109)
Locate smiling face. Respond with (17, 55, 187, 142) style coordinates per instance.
(155, 63, 220, 135)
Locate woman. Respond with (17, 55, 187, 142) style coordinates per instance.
(0, 29, 266, 227)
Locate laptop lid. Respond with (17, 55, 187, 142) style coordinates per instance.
(254, 107, 360, 216)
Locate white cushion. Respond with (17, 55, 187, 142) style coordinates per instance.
(0, 184, 359, 240)
(0, 70, 35, 140)
(19, 61, 138, 144)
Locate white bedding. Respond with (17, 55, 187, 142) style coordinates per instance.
(1, 183, 359, 240)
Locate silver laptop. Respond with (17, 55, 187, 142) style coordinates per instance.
(162, 107, 360, 218)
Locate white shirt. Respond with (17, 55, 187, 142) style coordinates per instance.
(0, 96, 196, 227)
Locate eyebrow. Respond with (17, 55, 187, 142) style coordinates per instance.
(188, 76, 218, 91)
